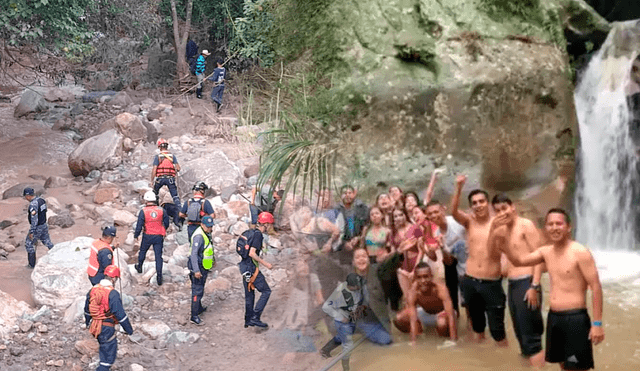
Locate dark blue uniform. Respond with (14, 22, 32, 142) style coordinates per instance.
(26, 196, 54, 267)
(188, 227, 210, 319)
(237, 229, 271, 326)
(89, 248, 115, 286)
(84, 281, 133, 371)
(181, 196, 215, 240)
(209, 66, 226, 105)
(134, 206, 170, 284)
(152, 153, 180, 205)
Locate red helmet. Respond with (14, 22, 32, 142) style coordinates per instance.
(157, 138, 168, 147)
(257, 212, 274, 224)
(104, 265, 121, 278)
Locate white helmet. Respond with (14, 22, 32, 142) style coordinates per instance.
(143, 191, 157, 202)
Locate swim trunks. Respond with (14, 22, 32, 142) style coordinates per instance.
(508, 276, 543, 356)
(545, 308, 594, 370)
(460, 274, 506, 341)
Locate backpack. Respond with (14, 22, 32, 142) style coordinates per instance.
(188, 57, 197, 76)
(186, 198, 205, 222)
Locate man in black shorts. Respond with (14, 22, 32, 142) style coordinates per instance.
(495, 208, 604, 370)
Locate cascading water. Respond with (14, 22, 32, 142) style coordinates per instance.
(575, 21, 640, 281)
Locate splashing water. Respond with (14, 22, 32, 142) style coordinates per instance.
(575, 21, 640, 281)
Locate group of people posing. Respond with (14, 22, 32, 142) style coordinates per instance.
(314, 171, 604, 371)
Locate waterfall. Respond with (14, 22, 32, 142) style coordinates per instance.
(575, 21, 640, 280)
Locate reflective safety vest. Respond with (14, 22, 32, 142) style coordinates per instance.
(155, 152, 176, 177)
(87, 239, 113, 277)
(190, 227, 215, 270)
(88, 284, 118, 338)
(143, 206, 166, 236)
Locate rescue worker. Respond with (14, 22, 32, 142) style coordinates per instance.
(88, 226, 117, 286)
(180, 181, 215, 241)
(188, 215, 216, 325)
(133, 191, 169, 285)
(84, 265, 133, 371)
(23, 187, 54, 268)
(195, 49, 210, 99)
(237, 212, 274, 328)
(321, 273, 366, 371)
(151, 138, 181, 206)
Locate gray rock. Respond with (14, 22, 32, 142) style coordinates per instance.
(166, 331, 199, 344)
(107, 91, 133, 107)
(179, 151, 243, 194)
(44, 176, 69, 188)
(48, 212, 75, 228)
(2, 183, 45, 199)
(85, 170, 101, 182)
(14, 88, 48, 118)
(97, 112, 148, 142)
(141, 118, 158, 143)
(220, 185, 238, 202)
(68, 129, 123, 177)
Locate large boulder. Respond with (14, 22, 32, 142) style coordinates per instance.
(68, 129, 124, 177)
(14, 88, 48, 118)
(97, 112, 148, 142)
(44, 88, 76, 102)
(179, 151, 244, 194)
(269, 0, 595, 205)
(0, 290, 34, 339)
(31, 237, 131, 308)
(2, 183, 45, 199)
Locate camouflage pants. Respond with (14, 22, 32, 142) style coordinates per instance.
(25, 224, 54, 254)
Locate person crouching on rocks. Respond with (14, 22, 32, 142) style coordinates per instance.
(84, 265, 133, 371)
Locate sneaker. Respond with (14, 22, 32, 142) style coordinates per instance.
(190, 316, 203, 325)
(134, 264, 142, 274)
(217, 103, 223, 113)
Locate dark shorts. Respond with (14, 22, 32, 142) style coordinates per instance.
(545, 309, 594, 370)
(460, 275, 506, 341)
(508, 276, 543, 356)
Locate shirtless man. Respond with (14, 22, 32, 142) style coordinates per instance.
(451, 174, 506, 345)
(393, 262, 458, 344)
(491, 194, 545, 367)
(495, 208, 604, 370)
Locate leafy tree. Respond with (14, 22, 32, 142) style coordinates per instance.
(0, 0, 94, 58)
(230, 0, 275, 66)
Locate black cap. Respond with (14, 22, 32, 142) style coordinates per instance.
(346, 273, 361, 288)
(23, 187, 35, 196)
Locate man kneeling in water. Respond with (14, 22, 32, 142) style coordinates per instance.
(393, 262, 458, 345)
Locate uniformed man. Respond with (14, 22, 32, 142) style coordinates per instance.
(321, 273, 366, 371)
(237, 212, 274, 328)
(84, 265, 133, 371)
(133, 191, 170, 285)
(151, 138, 181, 206)
(23, 187, 54, 268)
(188, 215, 216, 325)
(180, 181, 215, 241)
(88, 226, 117, 286)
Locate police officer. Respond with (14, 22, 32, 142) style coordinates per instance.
(84, 265, 133, 371)
(133, 191, 169, 285)
(23, 187, 54, 268)
(88, 226, 117, 286)
(188, 215, 216, 325)
(151, 138, 181, 206)
(180, 181, 215, 241)
(237, 212, 274, 328)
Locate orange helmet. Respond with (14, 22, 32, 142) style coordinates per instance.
(257, 212, 274, 224)
(157, 138, 168, 148)
(104, 265, 121, 278)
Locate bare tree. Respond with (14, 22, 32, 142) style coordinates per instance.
(170, 0, 193, 90)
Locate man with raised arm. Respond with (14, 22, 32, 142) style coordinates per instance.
(450, 174, 507, 345)
(491, 194, 545, 367)
(494, 208, 604, 370)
